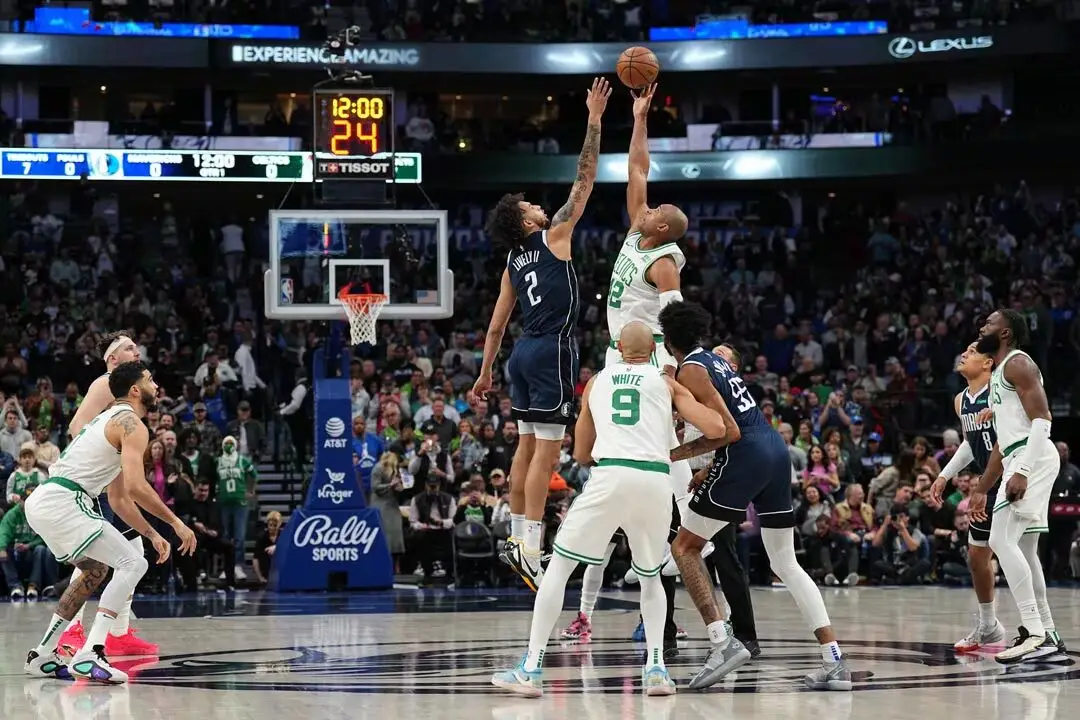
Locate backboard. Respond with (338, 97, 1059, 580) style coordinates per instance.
(263, 209, 453, 321)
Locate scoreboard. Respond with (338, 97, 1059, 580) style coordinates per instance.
(0, 149, 422, 183)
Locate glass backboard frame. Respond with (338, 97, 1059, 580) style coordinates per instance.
(264, 208, 454, 320)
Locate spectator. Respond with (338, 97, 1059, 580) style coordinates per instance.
(409, 430, 453, 492)
(779, 422, 807, 474)
(487, 419, 518, 474)
(225, 401, 266, 461)
(370, 451, 406, 571)
(869, 504, 930, 585)
(187, 402, 224, 457)
(0, 408, 32, 459)
(352, 415, 384, 495)
(253, 510, 284, 586)
(194, 349, 239, 388)
(796, 485, 833, 538)
(279, 369, 312, 467)
(408, 476, 455, 582)
(801, 446, 841, 499)
(794, 419, 818, 453)
(25, 378, 62, 433)
(804, 514, 860, 587)
(176, 480, 236, 592)
(0, 488, 57, 600)
(30, 424, 59, 470)
(215, 436, 257, 582)
(234, 331, 267, 401)
(6, 447, 45, 507)
(455, 477, 495, 526)
(415, 399, 458, 446)
(911, 436, 941, 476)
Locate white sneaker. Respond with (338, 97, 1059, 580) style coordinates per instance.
(24, 648, 71, 679)
(955, 618, 1006, 652)
(995, 627, 1055, 664)
(9, 586, 24, 601)
(824, 574, 838, 586)
(26, 587, 38, 601)
(234, 565, 247, 581)
(68, 645, 128, 684)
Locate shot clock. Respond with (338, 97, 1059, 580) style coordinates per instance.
(313, 87, 396, 181)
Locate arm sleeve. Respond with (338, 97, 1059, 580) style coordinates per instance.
(939, 441, 974, 480)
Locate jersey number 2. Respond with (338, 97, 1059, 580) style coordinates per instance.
(525, 271, 542, 307)
(611, 388, 640, 426)
(608, 280, 625, 309)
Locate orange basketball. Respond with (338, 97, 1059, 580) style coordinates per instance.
(616, 46, 660, 89)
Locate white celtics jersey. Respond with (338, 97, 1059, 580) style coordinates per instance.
(989, 349, 1046, 454)
(589, 362, 672, 466)
(50, 404, 129, 498)
(607, 231, 686, 340)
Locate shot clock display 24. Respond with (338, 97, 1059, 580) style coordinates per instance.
(313, 88, 396, 181)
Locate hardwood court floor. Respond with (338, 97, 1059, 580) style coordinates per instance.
(1, 585, 1078, 719)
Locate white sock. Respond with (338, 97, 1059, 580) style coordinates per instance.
(580, 543, 616, 617)
(707, 620, 729, 645)
(111, 595, 133, 636)
(523, 520, 543, 555)
(821, 641, 843, 664)
(523, 554, 576, 672)
(36, 613, 68, 652)
(84, 610, 117, 651)
(978, 601, 996, 628)
(640, 575, 667, 670)
(510, 513, 525, 540)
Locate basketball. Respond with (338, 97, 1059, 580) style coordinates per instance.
(616, 46, 659, 89)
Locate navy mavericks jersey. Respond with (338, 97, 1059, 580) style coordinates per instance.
(506, 230, 579, 337)
(959, 385, 995, 473)
(679, 347, 770, 431)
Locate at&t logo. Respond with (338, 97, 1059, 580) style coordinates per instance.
(324, 416, 349, 448)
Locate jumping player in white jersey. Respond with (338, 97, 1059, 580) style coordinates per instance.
(57, 332, 158, 657)
(929, 342, 1007, 652)
(23, 361, 197, 683)
(491, 322, 727, 698)
(969, 310, 1067, 664)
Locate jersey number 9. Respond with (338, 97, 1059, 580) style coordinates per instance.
(611, 388, 640, 426)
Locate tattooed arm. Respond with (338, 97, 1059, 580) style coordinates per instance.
(546, 77, 611, 258)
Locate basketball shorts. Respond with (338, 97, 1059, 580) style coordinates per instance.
(682, 427, 795, 539)
(968, 482, 999, 548)
(94, 493, 140, 540)
(553, 460, 673, 578)
(604, 336, 676, 371)
(25, 479, 106, 564)
(507, 334, 577, 425)
(992, 439, 1056, 535)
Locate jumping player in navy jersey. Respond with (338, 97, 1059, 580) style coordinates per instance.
(473, 77, 611, 591)
(658, 301, 851, 692)
(930, 342, 1007, 652)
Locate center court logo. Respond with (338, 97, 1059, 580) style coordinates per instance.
(133, 638, 1077, 694)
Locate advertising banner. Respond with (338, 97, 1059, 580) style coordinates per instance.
(270, 367, 394, 591)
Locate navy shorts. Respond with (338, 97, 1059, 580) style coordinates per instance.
(688, 427, 795, 529)
(968, 482, 999, 546)
(507, 334, 577, 425)
(94, 494, 140, 540)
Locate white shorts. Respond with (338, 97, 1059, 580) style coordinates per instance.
(993, 440, 1057, 533)
(554, 461, 673, 577)
(25, 480, 106, 564)
(604, 341, 677, 371)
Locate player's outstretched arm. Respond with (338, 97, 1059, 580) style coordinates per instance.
(68, 375, 113, 438)
(573, 378, 597, 466)
(627, 83, 656, 228)
(670, 364, 741, 461)
(666, 377, 724, 439)
(546, 77, 611, 253)
(472, 269, 516, 401)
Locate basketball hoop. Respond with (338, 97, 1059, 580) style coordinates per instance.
(337, 284, 388, 346)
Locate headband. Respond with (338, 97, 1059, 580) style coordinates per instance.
(103, 336, 132, 363)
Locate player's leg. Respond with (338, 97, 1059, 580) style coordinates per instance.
(1020, 531, 1066, 656)
(710, 523, 760, 655)
(988, 504, 1052, 663)
(65, 523, 150, 683)
(562, 539, 616, 640)
(504, 342, 534, 545)
(955, 499, 1005, 652)
(26, 557, 109, 679)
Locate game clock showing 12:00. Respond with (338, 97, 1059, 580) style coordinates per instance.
(314, 88, 395, 180)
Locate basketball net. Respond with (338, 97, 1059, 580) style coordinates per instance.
(337, 284, 388, 346)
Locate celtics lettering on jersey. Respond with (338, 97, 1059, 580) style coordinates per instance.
(606, 231, 686, 339)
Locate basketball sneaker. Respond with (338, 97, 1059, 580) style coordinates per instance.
(687, 636, 751, 689)
(491, 658, 543, 698)
(24, 649, 72, 680)
(955, 618, 1006, 653)
(561, 612, 592, 640)
(641, 665, 677, 696)
(67, 645, 128, 684)
(675, 626, 689, 640)
(105, 629, 159, 657)
(57, 622, 87, 657)
(1034, 631, 1073, 665)
(503, 539, 544, 592)
(804, 657, 853, 691)
(995, 626, 1055, 664)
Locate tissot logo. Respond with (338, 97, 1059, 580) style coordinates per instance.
(231, 45, 421, 66)
(888, 36, 994, 59)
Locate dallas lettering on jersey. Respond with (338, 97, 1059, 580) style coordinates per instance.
(611, 254, 637, 287)
(510, 250, 541, 273)
(961, 411, 992, 434)
(293, 514, 380, 562)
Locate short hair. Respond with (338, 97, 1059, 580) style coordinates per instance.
(1000, 308, 1030, 349)
(718, 343, 742, 370)
(658, 301, 712, 355)
(484, 193, 529, 248)
(108, 360, 149, 399)
(97, 331, 131, 359)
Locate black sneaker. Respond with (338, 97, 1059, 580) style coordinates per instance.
(740, 638, 762, 659)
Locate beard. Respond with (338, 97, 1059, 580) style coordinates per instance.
(137, 388, 159, 414)
(974, 333, 1002, 355)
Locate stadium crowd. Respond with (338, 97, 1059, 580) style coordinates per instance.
(2, 173, 1080, 597)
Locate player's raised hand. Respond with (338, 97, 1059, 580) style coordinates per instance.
(632, 83, 657, 119)
(172, 520, 198, 557)
(585, 77, 613, 118)
(150, 533, 172, 565)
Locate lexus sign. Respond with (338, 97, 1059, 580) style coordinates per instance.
(888, 36, 994, 59)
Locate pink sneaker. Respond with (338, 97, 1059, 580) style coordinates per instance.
(560, 612, 592, 640)
(57, 622, 86, 657)
(105, 629, 159, 657)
